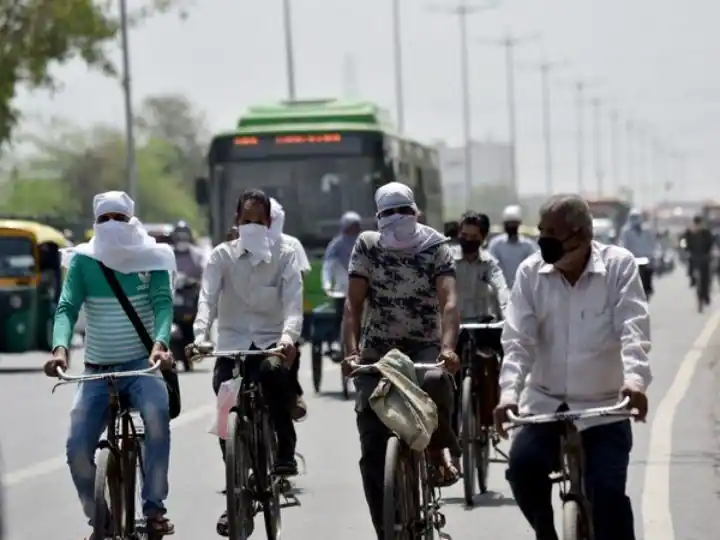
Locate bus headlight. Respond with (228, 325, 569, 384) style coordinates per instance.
(9, 295, 22, 309)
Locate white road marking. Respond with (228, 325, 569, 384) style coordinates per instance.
(642, 308, 720, 539)
(3, 404, 214, 487)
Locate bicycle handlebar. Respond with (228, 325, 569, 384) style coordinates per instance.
(52, 362, 161, 393)
(346, 360, 445, 377)
(506, 396, 633, 425)
(189, 343, 284, 362)
(460, 321, 504, 331)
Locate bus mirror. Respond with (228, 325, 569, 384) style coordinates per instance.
(195, 177, 208, 205)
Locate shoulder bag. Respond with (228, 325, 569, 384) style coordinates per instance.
(97, 262, 182, 419)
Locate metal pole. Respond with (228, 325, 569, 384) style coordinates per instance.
(610, 110, 620, 194)
(576, 81, 585, 194)
(504, 37, 518, 191)
(119, 0, 137, 203)
(282, 0, 297, 99)
(626, 120, 634, 203)
(459, 8, 473, 204)
(592, 98, 603, 195)
(540, 63, 553, 194)
(392, 0, 405, 133)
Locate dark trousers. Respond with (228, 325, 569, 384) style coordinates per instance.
(355, 346, 459, 539)
(506, 420, 635, 540)
(212, 346, 297, 464)
(638, 265, 654, 297)
(291, 343, 303, 396)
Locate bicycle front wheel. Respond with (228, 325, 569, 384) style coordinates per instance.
(562, 499, 593, 540)
(93, 447, 123, 539)
(225, 411, 253, 540)
(383, 436, 416, 540)
(460, 376, 475, 506)
(260, 413, 282, 540)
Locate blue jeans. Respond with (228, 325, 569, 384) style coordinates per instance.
(66, 357, 171, 520)
(506, 420, 635, 540)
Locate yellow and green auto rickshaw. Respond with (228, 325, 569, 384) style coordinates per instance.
(0, 220, 68, 353)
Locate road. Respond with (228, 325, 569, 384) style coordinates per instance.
(1, 270, 719, 539)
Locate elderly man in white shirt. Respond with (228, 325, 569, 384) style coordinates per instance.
(190, 189, 303, 536)
(494, 194, 651, 540)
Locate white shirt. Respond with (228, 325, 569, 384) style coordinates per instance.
(620, 226, 656, 259)
(282, 233, 311, 273)
(193, 237, 304, 349)
(500, 241, 652, 429)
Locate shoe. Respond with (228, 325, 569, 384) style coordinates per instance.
(292, 396, 307, 422)
(273, 459, 298, 477)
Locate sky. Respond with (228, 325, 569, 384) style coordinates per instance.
(11, 0, 720, 201)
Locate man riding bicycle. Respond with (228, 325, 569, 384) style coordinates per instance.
(44, 191, 177, 538)
(619, 208, 656, 297)
(494, 194, 651, 540)
(682, 214, 714, 305)
(189, 189, 303, 537)
(341, 182, 461, 540)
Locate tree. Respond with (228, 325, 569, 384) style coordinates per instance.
(0, 177, 76, 216)
(0, 0, 190, 148)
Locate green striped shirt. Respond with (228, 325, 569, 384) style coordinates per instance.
(52, 254, 173, 365)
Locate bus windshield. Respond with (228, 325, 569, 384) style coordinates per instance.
(0, 237, 35, 277)
(219, 157, 376, 238)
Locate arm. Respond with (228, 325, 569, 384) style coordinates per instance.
(193, 248, 223, 343)
(342, 237, 370, 355)
(292, 240, 311, 275)
(498, 264, 538, 404)
(149, 270, 173, 348)
(434, 244, 459, 351)
(612, 254, 652, 391)
(51, 255, 87, 353)
(279, 251, 304, 344)
(322, 238, 338, 288)
(486, 256, 510, 318)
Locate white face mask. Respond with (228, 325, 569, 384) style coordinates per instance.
(238, 223, 271, 263)
(377, 214, 417, 238)
(93, 220, 141, 248)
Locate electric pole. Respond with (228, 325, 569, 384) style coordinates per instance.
(119, 0, 137, 203)
(391, 0, 405, 132)
(282, 0, 297, 99)
(592, 97, 604, 195)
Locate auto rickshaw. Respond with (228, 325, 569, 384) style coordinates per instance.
(0, 220, 68, 353)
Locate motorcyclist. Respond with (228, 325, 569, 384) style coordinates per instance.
(620, 208, 657, 297)
(171, 221, 204, 281)
(682, 214, 715, 305)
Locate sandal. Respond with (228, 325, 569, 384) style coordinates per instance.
(428, 451, 460, 488)
(146, 515, 175, 536)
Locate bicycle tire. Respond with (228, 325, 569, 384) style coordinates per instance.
(383, 436, 414, 540)
(123, 437, 139, 535)
(225, 410, 253, 540)
(460, 376, 475, 506)
(93, 447, 123, 539)
(260, 413, 282, 540)
(476, 430, 491, 495)
(562, 499, 587, 540)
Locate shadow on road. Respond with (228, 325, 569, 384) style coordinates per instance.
(315, 390, 354, 402)
(444, 490, 517, 509)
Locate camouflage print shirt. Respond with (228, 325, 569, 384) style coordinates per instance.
(348, 231, 456, 358)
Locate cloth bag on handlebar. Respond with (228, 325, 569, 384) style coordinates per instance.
(97, 262, 182, 420)
(368, 349, 439, 452)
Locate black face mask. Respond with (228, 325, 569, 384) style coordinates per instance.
(538, 235, 570, 265)
(505, 224, 519, 236)
(459, 238, 482, 254)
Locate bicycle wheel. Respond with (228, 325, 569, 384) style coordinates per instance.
(383, 436, 415, 540)
(225, 410, 253, 540)
(562, 499, 591, 540)
(260, 413, 282, 540)
(123, 437, 140, 535)
(475, 430, 491, 495)
(460, 376, 475, 506)
(93, 447, 123, 539)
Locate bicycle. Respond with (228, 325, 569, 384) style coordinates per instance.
(457, 321, 506, 505)
(53, 361, 161, 540)
(348, 359, 451, 540)
(191, 344, 297, 540)
(506, 397, 635, 540)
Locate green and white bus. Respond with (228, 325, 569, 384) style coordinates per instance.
(195, 98, 444, 313)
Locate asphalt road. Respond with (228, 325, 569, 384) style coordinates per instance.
(1, 270, 719, 539)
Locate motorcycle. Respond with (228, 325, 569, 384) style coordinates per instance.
(171, 272, 200, 371)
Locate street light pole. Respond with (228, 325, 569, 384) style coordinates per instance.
(592, 97, 604, 195)
(282, 0, 297, 99)
(626, 120, 635, 203)
(609, 109, 620, 194)
(575, 81, 585, 194)
(392, 0, 405, 133)
(119, 0, 138, 203)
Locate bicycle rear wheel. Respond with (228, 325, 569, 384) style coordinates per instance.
(260, 413, 282, 540)
(562, 499, 592, 540)
(225, 411, 253, 540)
(383, 436, 416, 540)
(93, 447, 123, 539)
(460, 376, 475, 506)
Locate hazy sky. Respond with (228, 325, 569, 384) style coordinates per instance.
(13, 0, 720, 200)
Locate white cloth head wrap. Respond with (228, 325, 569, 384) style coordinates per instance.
(61, 191, 176, 274)
(269, 197, 285, 244)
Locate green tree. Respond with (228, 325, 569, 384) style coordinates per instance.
(0, 177, 77, 216)
(0, 0, 190, 147)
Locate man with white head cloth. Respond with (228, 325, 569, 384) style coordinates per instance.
(489, 204, 538, 288)
(342, 182, 462, 539)
(44, 191, 177, 538)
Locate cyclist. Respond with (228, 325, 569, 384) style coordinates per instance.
(494, 194, 651, 540)
(488, 204, 538, 288)
(190, 189, 302, 537)
(619, 208, 657, 297)
(269, 197, 310, 421)
(171, 221, 204, 280)
(682, 214, 714, 304)
(342, 182, 461, 539)
(43, 191, 177, 538)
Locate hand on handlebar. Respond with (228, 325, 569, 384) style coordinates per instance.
(44, 348, 68, 378)
(341, 353, 361, 377)
(437, 347, 460, 375)
(493, 402, 519, 439)
(620, 385, 648, 422)
(150, 343, 174, 371)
